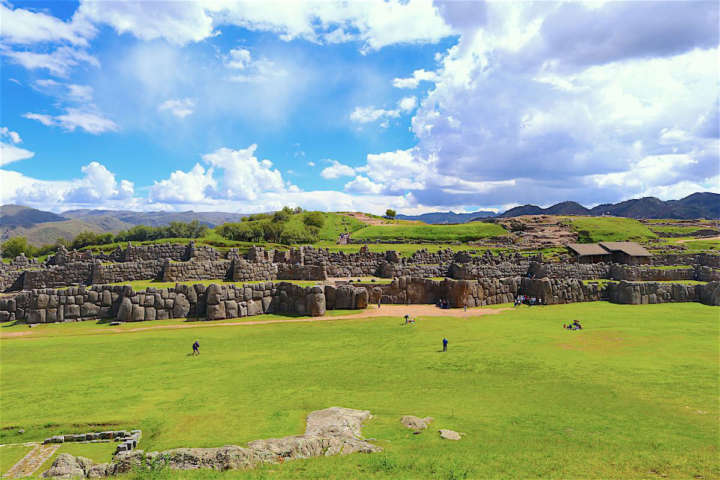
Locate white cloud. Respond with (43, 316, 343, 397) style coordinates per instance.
(307, 161, 315, 167)
(202, 144, 287, 200)
(321, 160, 356, 179)
(149, 164, 216, 203)
(0, 127, 22, 144)
(350, 106, 399, 124)
(0, 3, 94, 46)
(225, 48, 252, 69)
(1, 46, 99, 77)
(392, 69, 439, 89)
(158, 98, 195, 118)
(0, 144, 34, 167)
(0, 161, 134, 208)
(24, 108, 118, 134)
(73, 0, 454, 51)
(398, 96, 417, 112)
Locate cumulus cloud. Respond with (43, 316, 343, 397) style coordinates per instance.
(0, 3, 94, 46)
(0, 161, 134, 208)
(73, 0, 454, 51)
(0, 127, 33, 166)
(24, 108, 118, 134)
(392, 69, 438, 89)
(149, 164, 216, 203)
(158, 98, 195, 118)
(321, 160, 356, 179)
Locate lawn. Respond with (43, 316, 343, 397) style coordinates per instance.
(350, 222, 507, 243)
(0, 444, 33, 475)
(565, 217, 658, 243)
(1, 302, 718, 479)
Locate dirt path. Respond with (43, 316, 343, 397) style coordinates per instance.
(675, 235, 720, 243)
(3, 443, 58, 478)
(343, 212, 404, 226)
(1, 305, 509, 338)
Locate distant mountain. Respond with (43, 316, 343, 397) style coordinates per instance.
(544, 201, 591, 216)
(396, 210, 496, 224)
(1, 206, 249, 246)
(0, 205, 67, 227)
(497, 205, 544, 217)
(588, 193, 720, 219)
(61, 209, 248, 227)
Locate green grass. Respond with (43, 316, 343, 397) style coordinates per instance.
(80, 236, 288, 255)
(0, 444, 33, 475)
(564, 217, 658, 243)
(1, 303, 718, 479)
(648, 225, 716, 236)
(649, 265, 694, 270)
(582, 279, 708, 286)
(350, 222, 507, 243)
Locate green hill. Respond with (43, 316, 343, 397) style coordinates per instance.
(351, 221, 507, 242)
(565, 217, 658, 243)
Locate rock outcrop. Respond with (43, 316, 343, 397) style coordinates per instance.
(42, 407, 380, 478)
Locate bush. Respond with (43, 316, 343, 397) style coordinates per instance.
(303, 211, 325, 228)
(1, 237, 34, 258)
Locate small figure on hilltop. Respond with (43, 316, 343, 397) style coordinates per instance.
(192, 340, 200, 356)
(442, 337, 448, 352)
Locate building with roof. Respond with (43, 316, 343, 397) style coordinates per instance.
(567, 241, 652, 265)
(566, 243, 611, 264)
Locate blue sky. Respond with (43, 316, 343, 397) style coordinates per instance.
(1, 0, 718, 214)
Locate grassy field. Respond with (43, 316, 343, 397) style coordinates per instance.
(648, 225, 716, 236)
(1, 303, 718, 479)
(565, 217, 658, 243)
(0, 444, 33, 476)
(351, 222, 507, 243)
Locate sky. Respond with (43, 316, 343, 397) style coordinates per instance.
(0, 0, 718, 215)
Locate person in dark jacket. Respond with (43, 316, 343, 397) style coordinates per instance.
(192, 340, 200, 356)
(442, 337, 448, 352)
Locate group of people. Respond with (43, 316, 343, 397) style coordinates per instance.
(563, 320, 583, 330)
(514, 295, 543, 307)
(402, 314, 416, 325)
(436, 298, 451, 309)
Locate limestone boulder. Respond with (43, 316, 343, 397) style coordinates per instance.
(117, 297, 133, 322)
(306, 293, 326, 317)
(42, 453, 94, 479)
(172, 293, 190, 319)
(400, 415, 433, 431)
(439, 429, 461, 440)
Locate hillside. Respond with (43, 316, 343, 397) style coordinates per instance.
(0, 205, 66, 227)
(350, 221, 507, 242)
(396, 210, 496, 224)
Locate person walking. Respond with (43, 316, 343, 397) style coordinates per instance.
(192, 340, 200, 356)
(442, 337, 448, 352)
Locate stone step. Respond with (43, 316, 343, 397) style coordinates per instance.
(3, 443, 59, 478)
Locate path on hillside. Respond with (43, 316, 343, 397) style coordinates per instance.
(1, 305, 509, 339)
(3, 443, 58, 478)
(675, 235, 720, 243)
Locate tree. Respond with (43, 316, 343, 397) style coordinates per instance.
(303, 211, 325, 228)
(1, 236, 34, 258)
(385, 209, 397, 219)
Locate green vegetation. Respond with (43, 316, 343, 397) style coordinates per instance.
(385, 209, 397, 219)
(1, 303, 717, 479)
(648, 225, 715, 236)
(216, 209, 366, 245)
(649, 265, 693, 270)
(565, 217, 658, 243)
(102, 279, 338, 290)
(351, 221, 507, 243)
(582, 279, 708, 286)
(0, 444, 32, 475)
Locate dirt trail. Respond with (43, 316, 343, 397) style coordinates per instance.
(1, 305, 509, 338)
(3, 443, 58, 478)
(675, 235, 720, 243)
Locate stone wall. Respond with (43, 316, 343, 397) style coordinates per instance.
(276, 263, 327, 281)
(519, 277, 603, 305)
(121, 243, 189, 262)
(232, 259, 278, 282)
(361, 276, 519, 307)
(0, 281, 370, 324)
(22, 263, 94, 290)
(651, 253, 720, 267)
(91, 261, 163, 284)
(529, 262, 611, 280)
(448, 262, 529, 280)
(606, 281, 720, 306)
(161, 259, 232, 283)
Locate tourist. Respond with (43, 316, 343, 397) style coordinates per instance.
(192, 340, 200, 356)
(404, 314, 410, 325)
(377, 298, 381, 309)
(442, 337, 448, 352)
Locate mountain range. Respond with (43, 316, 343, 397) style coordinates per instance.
(400, 192, 719, 223)
(1, 192, 718, 245)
